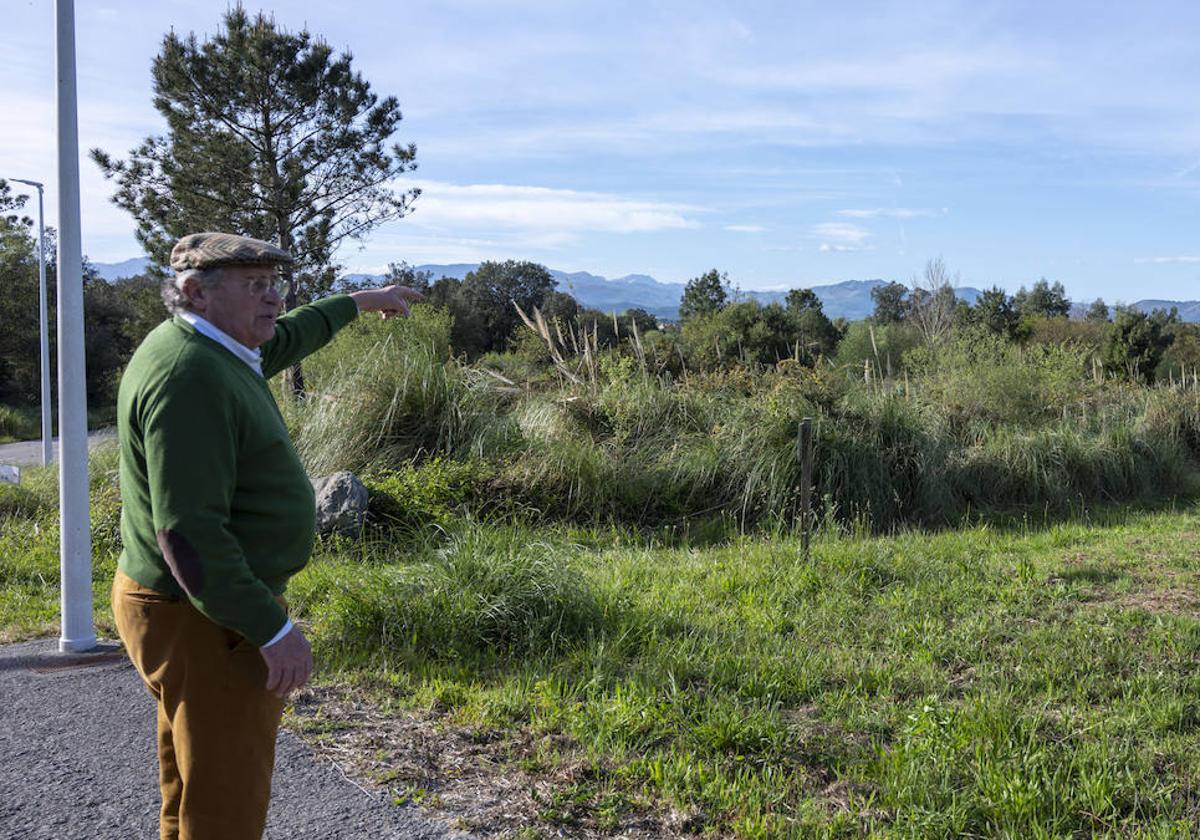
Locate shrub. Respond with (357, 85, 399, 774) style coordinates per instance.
(365, 457, 492, 532)
(951, 425, 1185, 510)
(297, 524, 609, 667)
(906, 330, 1092, 430)
(833, 321, 922, 380)
(289, 310, 1200, 534)
(0, 404, 37, 441)
(294, 307, 513, 474)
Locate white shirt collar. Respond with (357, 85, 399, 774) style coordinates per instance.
(177, 311, 264, 377)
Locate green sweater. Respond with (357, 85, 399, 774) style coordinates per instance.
(116, 295, 359, 645)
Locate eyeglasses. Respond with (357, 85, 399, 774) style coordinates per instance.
(239, 275, 291, 297)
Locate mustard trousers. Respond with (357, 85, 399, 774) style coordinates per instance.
(111, 569, 285, 840)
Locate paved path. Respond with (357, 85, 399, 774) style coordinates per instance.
(0, 430, 117, 469)
(0, 639, 468, 839)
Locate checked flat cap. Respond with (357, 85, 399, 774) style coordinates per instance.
(169, 232, 293, 272)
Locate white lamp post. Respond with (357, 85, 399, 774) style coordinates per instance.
(55, 0, 95, 653)
(8, 178, 53, 468)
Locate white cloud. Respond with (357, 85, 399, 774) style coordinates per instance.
(350, 233, 535, 268)
(715, 47, 1043, 97)
(836, 208, 932, 219)
(346, 180, 709, 267)
(1135, 256, 1200, 264)
(814, 221, 872, 253)
(725, 224, 765, 233)
(0, 88, 160, 260)
(404, 180, 702, 238)
(812, 222, 870, 243)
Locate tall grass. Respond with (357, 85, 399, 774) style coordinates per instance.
(293, 307, 515, 474)
(0, 443, 121, 641)
(291, 315, 1200, 533)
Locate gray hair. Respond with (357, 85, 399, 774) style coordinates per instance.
(163, 266, 224, 315)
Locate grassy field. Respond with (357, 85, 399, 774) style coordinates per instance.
(5, 449, 1200, 837)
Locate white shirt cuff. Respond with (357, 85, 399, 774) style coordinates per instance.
(260, 618, 293, 648)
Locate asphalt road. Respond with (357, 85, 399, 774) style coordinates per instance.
(0, 429, 117, 469)
(0, 638, 468, 839)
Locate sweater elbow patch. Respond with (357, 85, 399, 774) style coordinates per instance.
(155, 529, 205, 597)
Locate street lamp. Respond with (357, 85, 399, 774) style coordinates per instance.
(8, 178, 53, 467)
(54, 0, 96, 653)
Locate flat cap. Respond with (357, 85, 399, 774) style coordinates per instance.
(170, 232, 293, 272)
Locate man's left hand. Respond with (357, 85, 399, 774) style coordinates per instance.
(259, 625, 313, 698)
(349, 285, 425, 320)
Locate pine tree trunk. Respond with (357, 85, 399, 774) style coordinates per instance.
(262, 101, 307, 400)
(284, 360, 306, 398)
(281, 262, 306, 399)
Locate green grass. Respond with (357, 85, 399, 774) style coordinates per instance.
(14, 310, 1200, 834)
(281, 503, 1200, 837)
(9, 454, 1200, 835)
(0, 446, 121, 642)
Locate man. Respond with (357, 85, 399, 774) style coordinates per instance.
(110, 232, 422, 839)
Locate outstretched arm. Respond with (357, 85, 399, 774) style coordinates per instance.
(259, 295, 359, 378)
(259, 286, 425, 378)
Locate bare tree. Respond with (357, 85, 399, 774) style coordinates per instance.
(908, 256, 960, 346)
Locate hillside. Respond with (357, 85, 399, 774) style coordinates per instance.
(92, 257, 1194, 322)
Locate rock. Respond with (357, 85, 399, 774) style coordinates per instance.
(310, 471, 369, 537)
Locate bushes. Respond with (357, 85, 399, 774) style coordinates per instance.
(365, 457, 492, 532)
(288, 308, 1200, 534)
(906, 330, 1093, 430)
(951, 425, 1186, 510)
(293, 307, 513, 474)
(834, 321, 923, 380)
(0, 404, 37, 442)
(815, 392, 955, 529)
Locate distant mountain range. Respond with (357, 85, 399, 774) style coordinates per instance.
(348, 266, 981, 321)
(92, 257, 1199, 322)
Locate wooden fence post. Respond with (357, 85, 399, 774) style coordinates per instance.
(799, 417, 814, 560)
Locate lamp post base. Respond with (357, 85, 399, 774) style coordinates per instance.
(58, 634, 98, 653)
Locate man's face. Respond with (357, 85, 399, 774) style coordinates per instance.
(185, 264, 284, 348)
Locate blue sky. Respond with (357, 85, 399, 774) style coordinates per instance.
(3, 0, 1199, 301)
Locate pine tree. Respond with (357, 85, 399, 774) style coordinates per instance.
(91, 7, 419, 391)
(972, 286, 1019, 337)
(679, 269, 730, 321)
(870, 281, 908, 325)
(1013, 278, 1070, 319)
(1085, 298, 1110, 322)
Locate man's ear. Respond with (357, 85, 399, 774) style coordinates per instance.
(181, 277, 209, 314)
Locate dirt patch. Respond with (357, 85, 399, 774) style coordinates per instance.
(1047, 540, 1200, 617)
(287, 684, 702, 839)
(1120, 589, 1200, 617)
(1115, 565, 1200, 617)
(820, 779, 887, 824)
